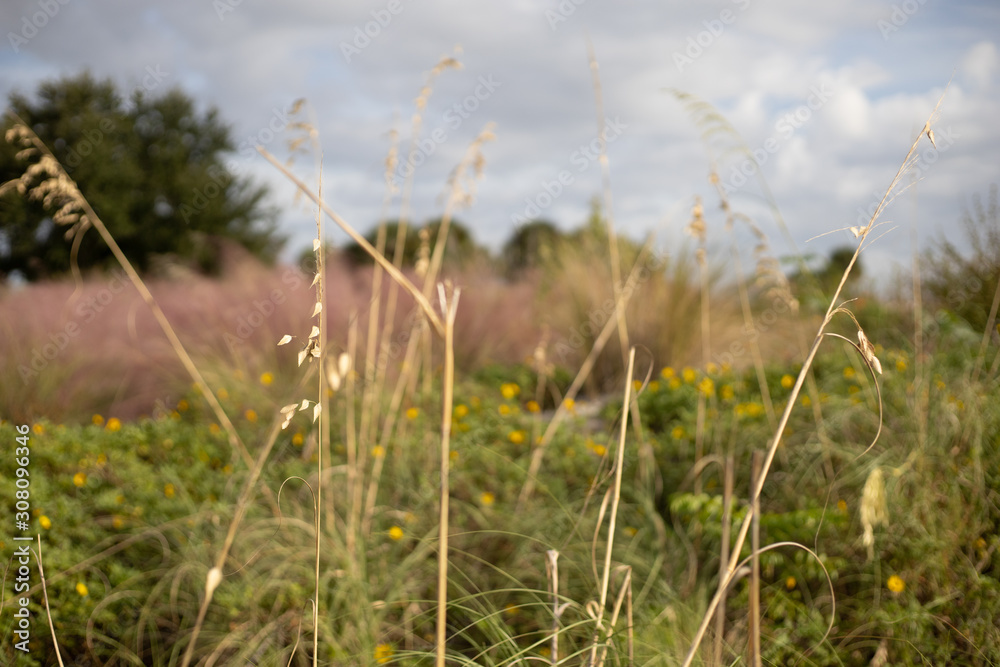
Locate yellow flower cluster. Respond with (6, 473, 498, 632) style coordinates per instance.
(586, 439, 607, 456)
(501, 382, 520, 400)
(734, 402, 765, 418)
(374, 643, 394, 664)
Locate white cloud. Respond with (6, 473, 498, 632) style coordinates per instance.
(961, 40, 998, 91)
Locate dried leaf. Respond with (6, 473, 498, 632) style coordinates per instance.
(309, 326, 320, 339)
(297, 348, 308, 366)
(312, 302, 322, 317)
(300, 399, 310, 411)
(312, 403, 321, 423)
(277, 334, 293, 346)
(280, 403, 298, 415)
(313, 238, 321, 252)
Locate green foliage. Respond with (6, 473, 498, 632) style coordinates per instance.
(0, 71, 282, 281)
(501, 219, 563, 278)
(924, 184, 1000, 336)
(340, 218, 488, 270)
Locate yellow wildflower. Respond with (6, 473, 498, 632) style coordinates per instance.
(73, 472, 86, 487)
(660, 366, 675, 380)
(706, 362, 719, 375)
(480, 491, 495, 506)
(260, 372, 274, 386)
(209, 423, 221, 435)
(76, 582, 89, 597)
(112, 515, 124, 529)
(720, 384, 734, 400)
(372, 445, 385, 458)
(508, 430, 526, 445)
(454, 403, 469, 419)
(498, 404, 511, 416)
(669, 377, 682, 390)
(785, 576, 796, 590)
(587, 439, 607, 457)
(781, 374, 794, 389)
(526, 400, 540, 413)
(648, 380, 660, 392)
(164, 484, 175, 499)
(697, 376, 714, 397)
(39, 515, 52, 529)
(682, 367, 697, 383)
(887, 575, 905, 593)
(501, 382, 520, 400)
(671, 425, 685, 440)
(244, 409, 258, 423)
(292, 432, 304, 446)
(92, 414, 104, 426)
(388, 526, 404, 541)
(563, 398, 575, 414)
(406, 407, 419, 420)
(374, 643, 394, 664)
(843, 366, 856, 379)
(177, 399, 189, 412)
(32, 423, 44, 435)
(218, 387, 229, 400)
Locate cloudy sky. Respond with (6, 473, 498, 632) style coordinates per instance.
(2, 0, 998, 281)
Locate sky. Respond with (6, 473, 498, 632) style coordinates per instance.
(2, 0, 999, 282)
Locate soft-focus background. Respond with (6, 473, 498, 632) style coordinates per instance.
(2, 0, 998, 274)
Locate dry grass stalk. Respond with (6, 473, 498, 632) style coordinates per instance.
(435, 282, 461, 667)
(586, 42, 631, 370)
(35, 536, 66, 667)
(379, 51, 462, 385)
(749, 451, 762, 667)
(680, 92, 946, 667)
(713, 455, 734, 666)
(588, 347, 636, 667)
(545, 549, 562, 665)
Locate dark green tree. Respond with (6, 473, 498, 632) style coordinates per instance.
(501, 219, 563, 278)
(0, 72, 281, 281)
(341, 218, 486, 269)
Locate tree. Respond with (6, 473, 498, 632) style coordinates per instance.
(0, 72, 281, 281)
(341, 218, 486, 270)
(501, 219, 563, 278)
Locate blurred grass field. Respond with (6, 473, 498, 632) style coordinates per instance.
(1, 78, 999, 666)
